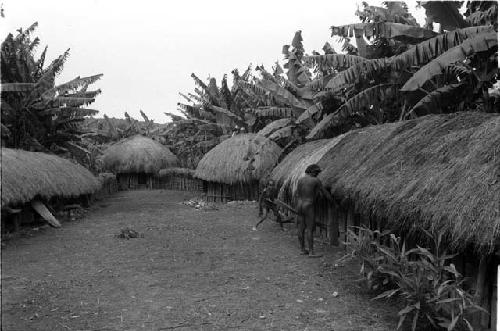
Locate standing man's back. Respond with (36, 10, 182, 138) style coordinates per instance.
(295, 164, 330, 257)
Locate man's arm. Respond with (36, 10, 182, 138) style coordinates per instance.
(316, 178, 333, 202)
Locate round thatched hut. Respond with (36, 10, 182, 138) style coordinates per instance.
(1, 148, 101, 231)
(157, 167, 203, 191)
(276, 112, 500, 328)
(101, 135, 179, 190)
(195, 133, 282, 202)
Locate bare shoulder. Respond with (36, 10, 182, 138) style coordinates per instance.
(297, 176, 306, 183)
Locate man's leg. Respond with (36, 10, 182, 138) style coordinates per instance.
(270, 204, 284, 229)
(254, 207, 269, 230)
(297, 202, 307, 254)
(304, 203, 320, 257)
(258, 199, 264, 217)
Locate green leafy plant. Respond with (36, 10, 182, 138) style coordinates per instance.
(342, 227, 485, 330)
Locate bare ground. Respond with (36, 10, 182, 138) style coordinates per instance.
(1, 190, 397, 330)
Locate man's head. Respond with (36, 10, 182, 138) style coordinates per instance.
(305, 164, 321, 177)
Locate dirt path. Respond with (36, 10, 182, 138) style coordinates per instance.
(1, 190, 397, 330)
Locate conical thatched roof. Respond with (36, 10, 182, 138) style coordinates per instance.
(101, 135, 178, 174)
(1, 148, 101, 208)
(195, 134, 282, 184)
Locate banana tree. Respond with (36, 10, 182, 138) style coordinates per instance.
(1, 23, 103, 160)
(304, 1, 498, 140)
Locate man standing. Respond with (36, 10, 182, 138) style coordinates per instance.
(295, 164, 331, 257)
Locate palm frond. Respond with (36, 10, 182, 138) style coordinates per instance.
(254, 107, 294, 118)
(401, 31, 498, 91)
(164, 112, 185, 122)
(297, 102, 323, 124)
(465, 5, 498, 26)
(307, 84, 400, 139)
(407, 83, 467, 117)
(53, 95, 99, 107)
(304, 54, 367, 69)
(326, 58, 390, 90)
(1, 83, 34, 92)
(326, 26, 494, 91)
(331, 22, 437, 42)
(257, 79, 310, 109)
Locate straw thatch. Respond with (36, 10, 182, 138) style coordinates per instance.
(315, 112, 500, 252)
(158, 167, 195, 178)
(101, 135, 178, 174)
(257, 118, 293, 137)
(271, 137, 345, 201)
(1, 148, 101, 207)
(195, 134, 282, 184)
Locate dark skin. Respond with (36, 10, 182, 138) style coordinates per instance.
(295, 170, 332, 257)
(254, 180, 282, 230)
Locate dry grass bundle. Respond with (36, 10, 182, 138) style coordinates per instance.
(1, 148, 101, 207)
(158, 167, 195, 178)
(101, 135, 178, 174)
(194, 134, 282, 184)
(317, 112, 500, 252)
(257, 118, 293, 137)
(271, 138, 346, 201)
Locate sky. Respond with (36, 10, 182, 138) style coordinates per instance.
(2, 0, 426, 123)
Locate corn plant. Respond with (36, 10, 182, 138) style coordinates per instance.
(341, 226, 394, 291)
(343, 226, 485, 330)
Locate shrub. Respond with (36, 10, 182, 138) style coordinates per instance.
(341, 227, 485, 330)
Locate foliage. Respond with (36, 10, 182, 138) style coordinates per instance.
(1, 23, 102, 168)
(305, 1, 498, 139)
(342, 227, 485, 331)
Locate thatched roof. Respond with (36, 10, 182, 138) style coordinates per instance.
(195, 134, 282, 184)
(1, 148, 101, 208)
(101, 135, 179, 174)
(158, 167, 195, 178)
(271, 137, 345, 201)
(315, 112, 500, 252)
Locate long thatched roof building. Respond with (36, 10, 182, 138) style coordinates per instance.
(102, 135, 178, 174)
(195, 134, 282, 201)
(318, 112, 500, 252)
(275, 112, 500, 252)
(1, 148, 101, 208)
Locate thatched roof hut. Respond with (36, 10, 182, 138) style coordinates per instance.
(1, 148, 101, 208)
(195, 134, 282, 184)
(314, 112, 500, 252)
(158, 167, 195, 178)
(101, 135, 178, 174)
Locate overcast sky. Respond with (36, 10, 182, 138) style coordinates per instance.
(3, 1, 426, 123)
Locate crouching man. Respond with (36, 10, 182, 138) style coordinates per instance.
(254, 179, 282, 230)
